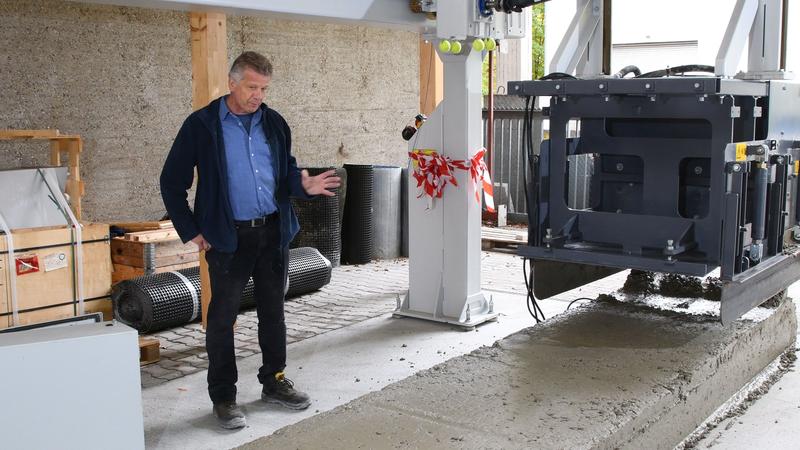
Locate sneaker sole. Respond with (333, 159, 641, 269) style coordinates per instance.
(261, 393, 311, 410)
(214, 414, 247, 429)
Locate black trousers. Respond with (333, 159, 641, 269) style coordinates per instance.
(204, 218, 287, 404)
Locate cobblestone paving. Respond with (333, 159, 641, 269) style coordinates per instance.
(140, 251, 626, 387)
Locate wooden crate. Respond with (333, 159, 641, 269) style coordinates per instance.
(0, 223, 112, 329)
(112, 261, 199, 283)
(0, 129, 85, 219)
(111, 233, 198, 283)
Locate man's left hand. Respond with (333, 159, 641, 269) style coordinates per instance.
(301, 169, 341, 197)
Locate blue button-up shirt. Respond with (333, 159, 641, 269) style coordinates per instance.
(219, 97, 277, 220)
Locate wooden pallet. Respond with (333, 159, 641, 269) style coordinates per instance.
(481, 226, 527, 250)
(0, 129, 85, 219)
(139, 337, 160, 366)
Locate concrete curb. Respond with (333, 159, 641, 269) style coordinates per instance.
(239, 299, 797, 450)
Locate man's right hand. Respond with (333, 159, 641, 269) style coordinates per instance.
(191, 234, 211, 251)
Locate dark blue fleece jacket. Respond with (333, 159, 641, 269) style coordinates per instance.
(160, 97, 310, 253)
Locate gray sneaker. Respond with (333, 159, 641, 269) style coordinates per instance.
(261, 372, 311, 410)
(212, 402, 246, 429)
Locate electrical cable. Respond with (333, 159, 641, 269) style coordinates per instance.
(523, 257, 546, 322)
(566, 297, 594, 310)
(520, 94, 546, 323)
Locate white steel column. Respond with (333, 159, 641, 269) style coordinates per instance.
(398, 44, 496, 327)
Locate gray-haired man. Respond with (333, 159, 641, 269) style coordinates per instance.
(161, 51, 340, 428)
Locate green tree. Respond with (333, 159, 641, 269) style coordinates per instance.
(531, 4, 545, 80)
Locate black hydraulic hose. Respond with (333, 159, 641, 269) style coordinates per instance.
(615, 65, 641, 78)
(540, 72, 577, 81)
(490, 0, 551, 13)
(752, 163, 769, 241)
(636, 64, 715, 78)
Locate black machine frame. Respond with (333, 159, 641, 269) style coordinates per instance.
(509, 77, 800, 324)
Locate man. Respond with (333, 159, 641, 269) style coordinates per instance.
(160, 51, 340, 429)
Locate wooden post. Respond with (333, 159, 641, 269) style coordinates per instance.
(190, 12, 229, 111)
(419, 37, 443, 116)
(190, 12, 228, 329)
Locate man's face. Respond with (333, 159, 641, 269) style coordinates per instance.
(227, 68, 270, 114)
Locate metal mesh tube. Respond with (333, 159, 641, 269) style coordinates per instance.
(341, 164, 375, 264)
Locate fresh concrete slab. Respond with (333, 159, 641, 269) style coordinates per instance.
(142, 290, 569, 450)
(692, 285, 800, 449)
(240, 299, 797, 450)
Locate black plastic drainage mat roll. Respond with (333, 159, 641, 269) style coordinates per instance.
(341, 164, 375, 264)
(291, 167, 346, 267)
(113, 247, 333, 333)
(112, 267, 207, 334)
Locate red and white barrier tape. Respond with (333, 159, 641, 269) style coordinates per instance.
(408, 148, 494, 212)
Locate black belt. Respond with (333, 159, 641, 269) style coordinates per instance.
(234, 212, 279, 228)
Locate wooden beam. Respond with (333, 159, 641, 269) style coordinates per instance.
(419, 37, 443, 116)
(190, 12, 228, 111)
(190, 12, 228, 329)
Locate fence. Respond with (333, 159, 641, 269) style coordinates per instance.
(482, 95, 543, 222)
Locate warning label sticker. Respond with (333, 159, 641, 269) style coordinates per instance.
(43, 252, 68, 272)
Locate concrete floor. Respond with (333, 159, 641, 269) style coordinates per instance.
(141, 255, 800, 449)
(144, 289, 572, 449)
(240, 298, 795, 450)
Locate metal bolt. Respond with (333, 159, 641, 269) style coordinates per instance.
(694, 166, 703, 175)
(465, 306, 471, 322)
(650, 95, 656, 102)
(733, 164, 742, 172)
(598, 83, 605, 89)
(694, 82, 701, 89)
(645, 83, 652, 89)
(666, 240, 675, 261)
(616, 163, 624, 171)
(699, 96, 705, 102)
(555, 84, 561, 90)
(514, 85, 519, 91)
(604, 95, 610, 102)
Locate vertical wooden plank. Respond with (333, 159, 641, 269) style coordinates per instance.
(66, 138, 82, 220)
(49, 140, 61, 166)
(190, 12, 228, 329)
(190, 12, 228, 111)
(419, 37, 443, 116)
